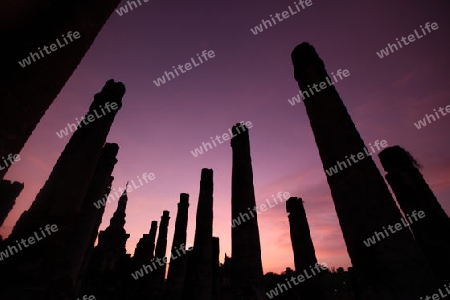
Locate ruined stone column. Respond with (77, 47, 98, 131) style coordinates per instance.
(0, 180, 24, 227)
(151, 210, 170, 299)
(212, 236, 220, 300)
(230, 124, 265, 300)
(286, 197, 325, 299)
(56, 143, 119, 296)
(165, 193, 190, 300)
(183, 169, 214, 299)
(131, 220, 158, 299)
(82, 187, 131, 299)
(10, 79, 125, 238)
(379, 146, 450, 284)
(0, 80, 125, 299)
(134, 221, 158, 262)
(76, 176, 114, 292)
(0, 0, 122, 179)
(291, 42, 437, 299)
(286, 197, 318, 272)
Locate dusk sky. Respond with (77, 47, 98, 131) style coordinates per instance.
(2, 0, 450, 274)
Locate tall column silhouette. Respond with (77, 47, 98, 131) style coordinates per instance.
(0, 0, 122, 179)
(0, 80, 125, 299)
(76, 175, 114, 292)
(291, 42, 436, 299)
(230, 124, 265, 300)
(134, 221, 158, 262)
(165, 193, 190, 300)
(131, 220, 158, 299)
(151, 210, 170, 299)
(83, 187, 131, 299)
(379, 145, 450, 284)
(58, 143, 119, 296)
(286, 197, 325, 299)
(184, 168, 214, 299)
(212, 236, 220, 300)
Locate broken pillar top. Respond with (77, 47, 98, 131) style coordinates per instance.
(162, 210, 170, 218)
(150, 220, 158, 228)
(286, 197, 306, 214)
(90, 79, 126, 111)
(179, 193, 189, 205)
(230, 123, 250, 148)
(231, 123, 249, 136)
(291, 42, 326, 84)
(379, 146, 421, 172)
(200, 169, 213, 183)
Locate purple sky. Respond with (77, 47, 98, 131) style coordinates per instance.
(2, 0, 450, 274)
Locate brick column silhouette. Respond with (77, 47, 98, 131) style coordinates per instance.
(165, 193, 190, 300)
(134, 221, 158, 262)
(151, 210, 170, 299)
(286, 197, 325, 299)
(379, 145, 450, 284)
(230, 124, 265, 300)
(76, 176, 114, 292)
(184, 169, 214, 299)
(58, 143, 119, 296)
(0, 80, 125, 299)
(0, 0, 122, 179)
(131, 220, 158, 299)
(291, 42, 437, 299)
(83, 188, 131, 299)
(212, 236, 220, 300)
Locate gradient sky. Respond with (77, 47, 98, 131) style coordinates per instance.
(2, 0, 450, 274)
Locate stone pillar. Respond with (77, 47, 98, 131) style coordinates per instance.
(165, 193, 190, 300)
(291, 42, 436, 299)
(83, 187, 131, 299)
(76, 175, 114, 292)
(0, 0, 122, 179)
(151, 210, 170, 299)
(286, 197, 325, 299)
(57, 143, 119, 296)
(0, 80, 125, 299)
(379, 146, 450, 284)
(286, 197, 318, 272)
(134, 221, 158, 262)
(212, 236, 220, 300)
(230, 124, 265, 300)
(0, 180, 24, 227)
(131, 220, 158, 299)
(184, 169, 214, 299)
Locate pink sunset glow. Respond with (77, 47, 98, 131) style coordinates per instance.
(2, 0, 450, 275)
